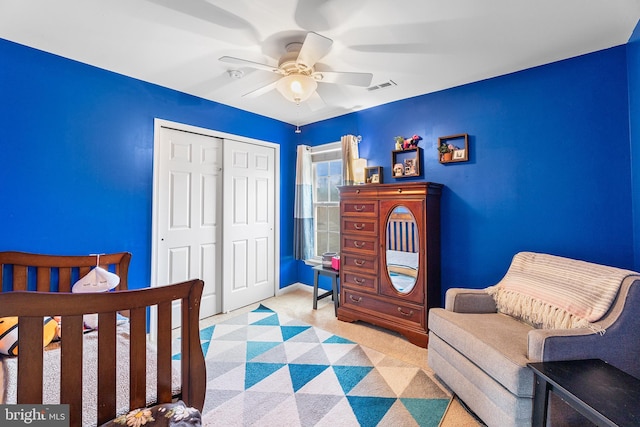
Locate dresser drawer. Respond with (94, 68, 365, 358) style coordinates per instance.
(342, 290, 425, 328)
(342, 271, 377, 293)
(341, 253, 378, 275)
(342, 217, 378, 235)
(341, 235, 378, 256)
(341, 200, 378, 217)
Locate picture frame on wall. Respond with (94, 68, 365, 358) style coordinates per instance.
(453, 149, 466, 160)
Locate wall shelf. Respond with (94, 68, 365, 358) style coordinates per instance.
(391, 147, 421, 178)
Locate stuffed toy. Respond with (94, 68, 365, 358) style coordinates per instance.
(0, 316, 58, 356)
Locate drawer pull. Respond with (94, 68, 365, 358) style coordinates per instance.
(354, 259, 366, 266)
(354, 223, 365, 230)
(397, 307, 414, 317)
(354, 205, 366, 212)
(353, 241, 366, 248)
(349, 295, 362, 303)
(353, 277, 366, 285)
(397, 188, 403, 193)
(356, 189, 360, 194)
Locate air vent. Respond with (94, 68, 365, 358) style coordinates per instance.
(367, 80, 397, 91)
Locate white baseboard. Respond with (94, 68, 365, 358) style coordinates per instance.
(276, 282, 313, 296)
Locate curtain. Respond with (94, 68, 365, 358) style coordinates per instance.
(341, 134, 359, 185)
(294, 145, 314, 260)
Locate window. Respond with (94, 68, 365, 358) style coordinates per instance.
(311, 142, 342, 259)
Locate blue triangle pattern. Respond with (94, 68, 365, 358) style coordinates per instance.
(246, 341, 280, 361)
(332, 365, 373, 394)
(251, 313, 280, 326)
(199, 325, 215, 341)
(253, 304, 274, 312)
(244, 362, 286, 389)
(347, 396, 396, 427)
(280, 325, 310, 341)
(401, 398, 450, 427)
(181, 304, 450, 425)
(288, 363, 330, 392)
(323, 335, 354, 344)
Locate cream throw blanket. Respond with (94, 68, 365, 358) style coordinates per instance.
(486, 252, 639, 333)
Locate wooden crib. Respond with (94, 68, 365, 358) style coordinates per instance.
(0, 251, 205, 426)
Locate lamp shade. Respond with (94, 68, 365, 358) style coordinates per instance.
(276, 74, 318, 103)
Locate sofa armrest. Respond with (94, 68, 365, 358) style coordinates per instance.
(527, 328, 596, 362)
(445, 288, 497, 313)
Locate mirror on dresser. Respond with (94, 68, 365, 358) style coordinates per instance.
(385, 205, 419, 294)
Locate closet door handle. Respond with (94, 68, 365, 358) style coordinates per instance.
(349, 295, 362, 303)
(353, 223, 365, 230)
(353, 241, 366, 248)
(397, 307, 414, 317)
(354, 205, 366, 212)
(354, 259, 366, 266)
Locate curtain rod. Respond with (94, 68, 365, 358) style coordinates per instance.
(309, 147, 341, 155)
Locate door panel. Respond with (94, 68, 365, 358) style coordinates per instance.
(223, 139, 275, 311)
(156, 127, 222, 319)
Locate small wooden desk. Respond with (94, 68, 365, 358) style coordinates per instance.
(528, 359, 640, 427)
(312, 265, 340, 316)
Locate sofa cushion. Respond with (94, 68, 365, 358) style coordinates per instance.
(486, 252, 639, 332)
(428, 307, 535, 397)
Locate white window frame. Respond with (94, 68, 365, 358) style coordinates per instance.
(309, 141, 342, 265)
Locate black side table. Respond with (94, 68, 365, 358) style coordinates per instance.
(312, 264, 340, 316)
(528, 359, 640, 427)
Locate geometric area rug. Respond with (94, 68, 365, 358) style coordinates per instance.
(191, 304, 450, 426)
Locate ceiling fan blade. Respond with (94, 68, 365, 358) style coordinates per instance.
(306, 91, 326, 111)
(314, 71, 373, 87)
(242, 80, 279, 98)
(297, 32, 333, 67)
(219, 56, 281, 74)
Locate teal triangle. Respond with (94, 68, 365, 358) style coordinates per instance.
(245, 362, 286, 389)
(323, 335, 354, 344)
(253, 304, 274, 313)
(289, 363, 329, 392)
(246, 341, 280, 361)
(172, 353, 180, 360)
(401, 398, 450, 427)
(199, 325, 215, 341)
(347, 396, 396, 427)
(252, 313, 280, 326)
(281, 325, 310, 341)
(333, 365, 373, 394)
(200, 340, 211, 357)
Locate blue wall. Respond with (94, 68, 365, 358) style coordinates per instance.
(0, 38, 298, 290)
(628, 21, 640, 271)
(302, 45, 635, 296)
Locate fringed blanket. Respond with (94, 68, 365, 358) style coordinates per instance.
(486, 252, 640, 333)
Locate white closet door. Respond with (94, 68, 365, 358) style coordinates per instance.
(222, 139, 276, 311)
(155, 127, 222, 319)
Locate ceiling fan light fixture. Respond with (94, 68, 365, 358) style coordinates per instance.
(276, 74, 317, 104)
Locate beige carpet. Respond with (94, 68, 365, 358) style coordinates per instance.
(200, 285, 483, 427)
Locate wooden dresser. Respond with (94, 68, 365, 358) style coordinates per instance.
(337, 182, 442, 347)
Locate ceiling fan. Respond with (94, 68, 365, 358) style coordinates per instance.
(219, 32, 373, 107)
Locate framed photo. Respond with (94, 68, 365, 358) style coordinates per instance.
(404, 158, 417, 175)
(371, 173, 380, 183)
(453, 149, 466, 160)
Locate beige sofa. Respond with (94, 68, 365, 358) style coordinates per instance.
(428, 252, 640, 427)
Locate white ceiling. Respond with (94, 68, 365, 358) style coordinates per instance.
(1, 0, 639, 126)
